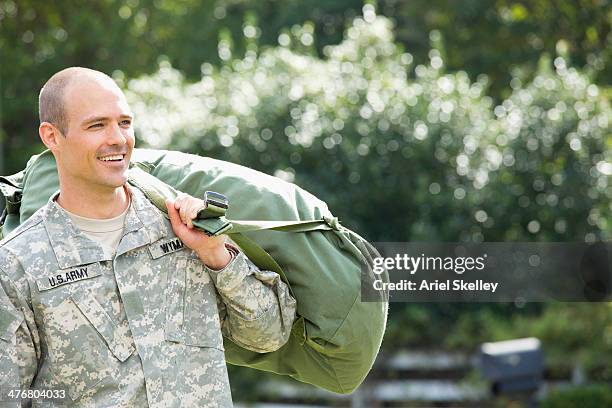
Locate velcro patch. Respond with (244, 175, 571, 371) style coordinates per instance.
(149, 237, 185, 259)
(36, 264, 102, 291)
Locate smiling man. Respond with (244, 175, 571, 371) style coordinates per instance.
(0, 67, 296, 407)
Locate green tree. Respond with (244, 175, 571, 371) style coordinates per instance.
(3, 0, 609, 175)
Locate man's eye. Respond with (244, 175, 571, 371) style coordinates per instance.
(121, 120, 132, 126)
(88, 123, 103, 129)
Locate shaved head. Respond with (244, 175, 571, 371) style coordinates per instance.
(39, 67, 119, 135)
(37, 66, 135, 211)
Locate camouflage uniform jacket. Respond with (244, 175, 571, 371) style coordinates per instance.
(0, 184, 297, 407)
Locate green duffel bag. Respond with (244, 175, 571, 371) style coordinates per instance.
(0, 148, 388, 394)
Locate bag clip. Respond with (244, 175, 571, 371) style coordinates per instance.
(194, 191, 233, 236)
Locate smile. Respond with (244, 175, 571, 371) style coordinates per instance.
(97, 154, 125, 162)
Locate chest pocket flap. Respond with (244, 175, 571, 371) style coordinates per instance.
(70, 291, 134, 362)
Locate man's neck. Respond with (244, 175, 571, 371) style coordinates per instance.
(56, 183, 130, 219)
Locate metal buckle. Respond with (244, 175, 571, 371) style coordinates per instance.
(203, 191, 229, 210)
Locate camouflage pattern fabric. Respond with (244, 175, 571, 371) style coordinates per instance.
(0, 184, 296, 407)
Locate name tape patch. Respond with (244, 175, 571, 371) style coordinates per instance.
(36, 264, 102, 291)
(149, 237, 185, 259)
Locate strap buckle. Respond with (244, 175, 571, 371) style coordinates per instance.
(204, 191, 229, 211)
(194, 191, 232, 236)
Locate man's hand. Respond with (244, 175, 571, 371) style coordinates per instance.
(165, 194, 232, 270)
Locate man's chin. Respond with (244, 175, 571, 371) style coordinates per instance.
(97, 174, 129, 190)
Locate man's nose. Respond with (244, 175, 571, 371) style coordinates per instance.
(107, 122, 127, 144)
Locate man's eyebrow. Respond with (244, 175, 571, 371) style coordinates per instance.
(81, 114, 134, 125)
(81, 116, 108, 125)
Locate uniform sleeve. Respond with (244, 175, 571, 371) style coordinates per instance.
(0, 268, 39, 407)
(206, 243, 296, 353)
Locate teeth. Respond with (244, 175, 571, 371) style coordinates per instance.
(99, 155, 124, 161)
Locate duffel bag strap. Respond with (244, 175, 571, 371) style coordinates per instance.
(129, 165, 341, 235)
(127, 166, 303, 308)
(128, 165, 233, 236)
(227, 218, 339, 234)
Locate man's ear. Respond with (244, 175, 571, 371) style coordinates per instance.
(39, 122, 64, 151)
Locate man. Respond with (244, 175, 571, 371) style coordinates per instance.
(0, 67, 297, 407)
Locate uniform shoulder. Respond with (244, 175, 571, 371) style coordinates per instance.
(0, 204, 52, 288)
(0, 203, 48, 251)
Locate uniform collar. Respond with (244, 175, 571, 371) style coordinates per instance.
(44, 185, 167, 268)
(116, 183, 167, 256)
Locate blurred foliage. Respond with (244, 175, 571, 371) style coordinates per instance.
(540, 383, 612, 408)
(383, 0, 611, 100)
(125, 13, 611, 243)
(1, 0, 610, 173)
(1, 0, 611, 398)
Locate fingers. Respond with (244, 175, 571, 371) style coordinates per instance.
(165, 199, 183, 231)
(172, 194, 206, 229)
(174, 194, 192, 228)
(166, 198, 228, 257)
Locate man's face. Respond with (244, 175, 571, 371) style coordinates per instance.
(56, 77, 135, 193)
